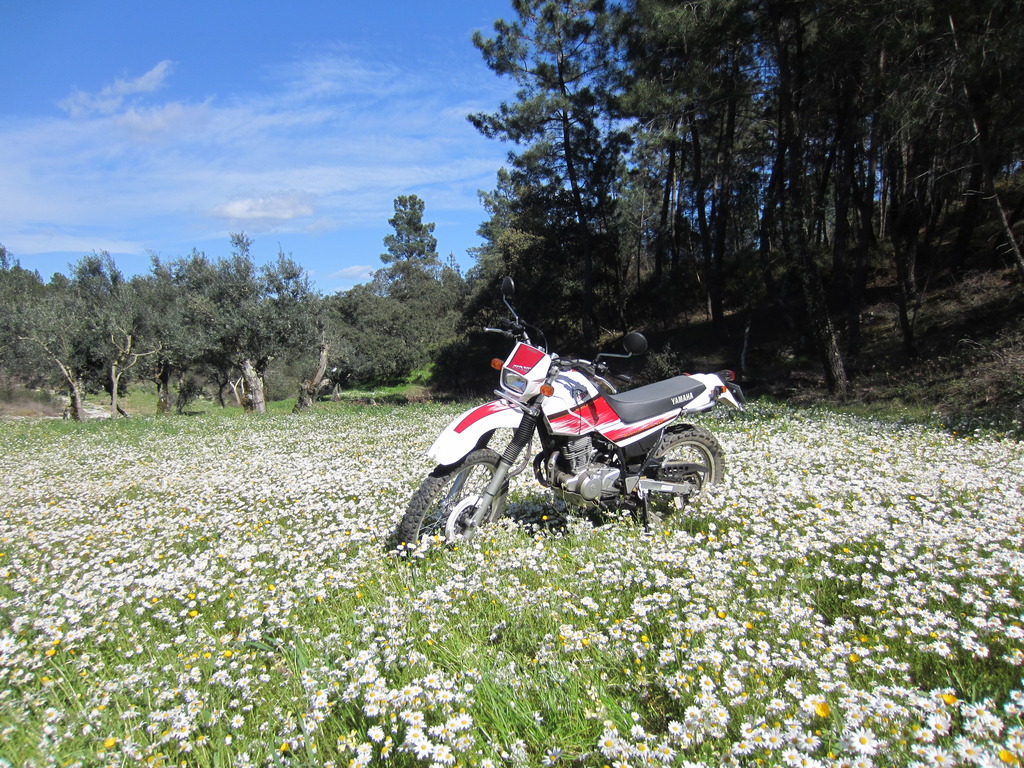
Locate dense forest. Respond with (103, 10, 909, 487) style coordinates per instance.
(2, 0, 1023, 422)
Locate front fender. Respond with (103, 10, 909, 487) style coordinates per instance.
(428, 400, 524, 466)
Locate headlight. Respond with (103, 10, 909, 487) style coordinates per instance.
(501, 369, 528, 394)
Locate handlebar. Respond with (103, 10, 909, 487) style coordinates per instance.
(483, 317, 540, 347)
(554, 356, 631, 385)
(482, 326, 516, 341)
(483, 326, 634, 384)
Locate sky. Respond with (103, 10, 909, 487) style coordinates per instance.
(0, 0, 518, 293)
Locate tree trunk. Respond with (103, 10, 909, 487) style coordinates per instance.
(953, 162, 983, 265)
(293, 343, 329, 413)
(709, 67, 739, 337)
(772, 9, 848, 400)
(228, 377, 245, 408)
(45, 352, 88, 421)
(559, 102, 594, 345)
(797, 245, 849, 398)
(110, 363, 124, 419)
(239, 359, 267, 413)
(781, 165, 850, 398)
(847, 128, 878, 361)
(653, 136, 679, 285)
(690, 114, 714, 324)
(66, 377, 86, 422)
(892, 225, 920, 358)
(155, 359, 172, 414)
(949, 13, 1024, 279)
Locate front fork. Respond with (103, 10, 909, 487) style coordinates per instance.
(466, 408, 540, 532)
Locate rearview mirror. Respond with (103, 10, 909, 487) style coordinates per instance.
(623, 331, 648, 356)
(501, 276, 516, 299)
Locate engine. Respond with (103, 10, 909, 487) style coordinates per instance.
(534, 436, 621, 505)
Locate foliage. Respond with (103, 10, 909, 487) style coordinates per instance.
(331, 195, 466, 386)
(0, 236, 323, 417)
(471, 0, 627, 347)
(468, 0, 1024, 394)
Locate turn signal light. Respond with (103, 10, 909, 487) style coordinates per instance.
(491, 358, 503, 370)
(540, 384, 555, 397)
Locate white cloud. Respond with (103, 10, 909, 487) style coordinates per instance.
(269, 49, 402, 103)
(211, 192, 315, 226)
(331, 264, 375, 280)
(59, 60, 176, 118)
(5, 231, 143, 259)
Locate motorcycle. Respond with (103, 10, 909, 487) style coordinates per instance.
(388, 277, 745, 550)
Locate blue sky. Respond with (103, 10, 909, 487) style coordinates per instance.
(0, 0, 517, 292)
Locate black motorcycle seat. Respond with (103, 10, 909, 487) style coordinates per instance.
(603, 375, 707, 423)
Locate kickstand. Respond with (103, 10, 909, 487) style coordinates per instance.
(638, 490, 652, 533)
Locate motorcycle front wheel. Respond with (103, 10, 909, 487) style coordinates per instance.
(645, 427, 725, 519)
(387, 448, 507, 550)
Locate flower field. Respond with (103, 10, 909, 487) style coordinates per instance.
(1, 401, 1022, 768)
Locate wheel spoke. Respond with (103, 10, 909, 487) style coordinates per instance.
(645, 428, 725, 519)
(388, 448, 505, 549)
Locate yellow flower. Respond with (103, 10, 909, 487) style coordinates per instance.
(999, 750, 1018, 765)
(103, 737, 118, 749)
(849, 653, 860, 663)
(940, 693, 958, 705)
(815, 702, 831, 718)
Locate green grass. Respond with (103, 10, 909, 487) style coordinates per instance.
(0, 401, 1022, 766)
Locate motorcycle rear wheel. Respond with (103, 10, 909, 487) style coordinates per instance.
(387, 448, 506, 550)
(645, 427, 725, 519)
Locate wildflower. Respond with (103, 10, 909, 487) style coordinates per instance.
(954, 737, 982, 763)
(847, 727, 879, 756)
(798, 732, 821, 752)
(922, 745, 956, 766)
(413, 741, 433, 760)
(538, 747, 562, 766)
(432, 744, 456, 765)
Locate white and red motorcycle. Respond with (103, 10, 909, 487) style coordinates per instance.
(388, 277, 745, 549)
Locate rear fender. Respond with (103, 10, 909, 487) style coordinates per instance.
(428, 400, 524, 466)
(680, 373, 744, 412)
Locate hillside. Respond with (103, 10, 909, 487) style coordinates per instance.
(701, 267, 1024, 435)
